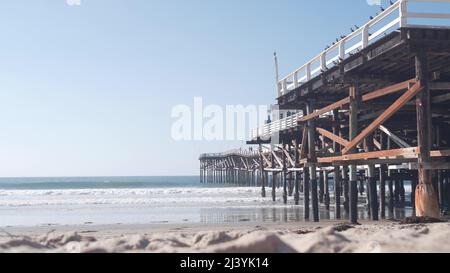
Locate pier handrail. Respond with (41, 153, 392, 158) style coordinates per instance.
(277, 0, 450, 97)
(250, 112, 303, 140)
(200, 148, 260, 159)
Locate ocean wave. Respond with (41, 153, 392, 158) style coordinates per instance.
(0, 187, 276, 207)
(0, 187, 259, 197)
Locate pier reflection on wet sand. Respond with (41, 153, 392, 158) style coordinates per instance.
(200, 205, 413, 225)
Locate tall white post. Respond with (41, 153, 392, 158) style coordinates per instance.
(399, 0, 408, 28)
(274, 52, 281, 96)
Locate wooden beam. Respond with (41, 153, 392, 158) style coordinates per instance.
(298, 97, 350, 123)
(432, 92, 450, 104)
(271, 151, 283, 168)
(361, 79, 416, 102)
(316, 127, 349, 147)
(409, 162, 450, 170)
(332, 158, 417, 166)
(299, 125, 308, 159)
(319, 147, 419, 163)
(282, 148, 296, 168)
(342, 82, 423, 155)
(373, 139, 382, 150)
(379, 125, 411, 148)
(261, 152, 272, 168)
(430, 82, 450, 90)
(430, 149, 450, 157)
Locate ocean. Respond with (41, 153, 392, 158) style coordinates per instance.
(0, 177, 413, 227)
(0, 176, 300, 227)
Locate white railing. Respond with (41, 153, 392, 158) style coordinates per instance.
(277, 0, 450, 97)
(200, 149, 259, 159)
(250, 112, 303, 140)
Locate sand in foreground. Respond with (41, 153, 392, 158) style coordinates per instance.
(0, 221, 449, 253)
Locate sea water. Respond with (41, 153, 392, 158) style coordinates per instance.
(0, 177, 413, 227)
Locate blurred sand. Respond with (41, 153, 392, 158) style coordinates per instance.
(0, 221, 449, 253)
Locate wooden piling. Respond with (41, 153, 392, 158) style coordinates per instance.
(349, 84, 359, 224)
(379, 133, 387, 219)
(333, 109, 341, 219)
(324, 170, 330, 211)
(444, 172, 449, 215)
(415, 51, 440, 218)
(283, 144, 288, 205)
(342, 166, 350, 215)
(294, 137, 301, 205)
(304, 167, 310, 220)
(259, 144, 266, 198)
(319, 170, 325, 204)
(306, 100, 319, 222)
(365, 134, 379, 221)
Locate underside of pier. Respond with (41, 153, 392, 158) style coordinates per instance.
(200, 27, 450, 223)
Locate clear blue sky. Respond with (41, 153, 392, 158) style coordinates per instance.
(0, 0, 391, 177)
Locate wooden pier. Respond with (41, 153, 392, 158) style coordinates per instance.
(200, 0, 450, 223)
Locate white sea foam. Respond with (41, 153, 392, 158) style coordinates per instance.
(0, 187, 281, 207)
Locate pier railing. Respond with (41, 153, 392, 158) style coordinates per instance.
(200, 149, 259, 160)
(277, 0, 450, 97)
(250, 112, 303, 140)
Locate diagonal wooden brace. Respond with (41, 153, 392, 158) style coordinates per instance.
(342, 82, 423, 155)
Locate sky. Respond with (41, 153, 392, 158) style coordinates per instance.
(0, 0, 398, 177)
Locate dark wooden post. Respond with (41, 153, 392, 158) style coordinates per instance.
(359, 177, 365, 196)
(379, 133, 387, 219)
(200, 161, 203, 184)
(306, 99, 320, 222)
(400, 176, 406, 206)
(349, 84, 360, 224)
(394, 176, 399, 204)
(436, 125, 445, 212)
(415, 50, 440, 218)
(303, 167, 310, 220)
(444, 172, 449, 215)
(288, 141, 294, 197)
(273, 171, 276, 189)
(319, 170, 325, 204)
(388, 174, 395, 215)
(324, 170, 330, 211)
(283, 144, 288, 204)
(272, 152, 277, 202)
(342, 166, 350, 215)
(259, 144, 266, 198)
(333, 109, 342, 219)
(294, 137, 301, 205)
(365, 134, 379, 221)
(411, 172, 418, 215)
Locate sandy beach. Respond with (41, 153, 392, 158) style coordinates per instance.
(1, 220, 449, 253)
